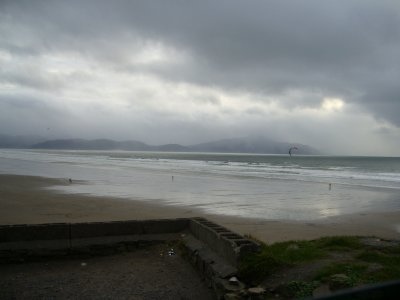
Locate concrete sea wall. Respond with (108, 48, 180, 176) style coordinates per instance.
(0, 218, 259, 264)
(0, 218, 260, 299)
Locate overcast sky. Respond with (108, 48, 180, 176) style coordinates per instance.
(1, 0, 400, 155)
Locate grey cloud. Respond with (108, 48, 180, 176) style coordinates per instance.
(0, 93, 71, 136)
(3, 1, 399, 93)
(0, 94, 68, 117)
(0, 68, 64, 91)
(362, 86, 400, 126)
(374, 126, 396, 135)
(122, 1, 400, 120)
(1, 0, 400, 154)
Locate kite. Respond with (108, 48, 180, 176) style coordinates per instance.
(289, 146, 298, 157)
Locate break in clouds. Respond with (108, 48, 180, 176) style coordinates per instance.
(1, 0, 400, 155)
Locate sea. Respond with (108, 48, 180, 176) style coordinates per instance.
(0, 149, 399, 221)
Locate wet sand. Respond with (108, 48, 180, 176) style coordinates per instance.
(1, 174, 399, 243)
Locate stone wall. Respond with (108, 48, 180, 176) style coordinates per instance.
(0, 218, 259, 265)
(189, 217, 260, 266)
(0, 218, 261, 299)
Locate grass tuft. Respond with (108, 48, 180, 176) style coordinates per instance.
(238, 240, 326, 284)
(314, 262, 367, 286)
(286, 280, 320, 298)
(314, 236, 362, 251)
(238, 236, 400, 289)
(356, 249, 400, 282)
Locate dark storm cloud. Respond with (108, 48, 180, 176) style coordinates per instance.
(1, 0, 400, 150)
(4, 0, 398, 121)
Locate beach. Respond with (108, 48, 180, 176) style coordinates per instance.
(1, 174, 399, 243)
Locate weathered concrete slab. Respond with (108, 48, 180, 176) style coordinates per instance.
(141, 218, 189, 234)
(0, 223, 70, 242)
(71, 233, 182, 248)
(70, 220, 144, 238)
(0, 218, 259, 266)
(189, 217, 260, 267)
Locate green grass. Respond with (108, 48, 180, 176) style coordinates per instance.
(238, 236, 398, 286)
(313, 236, 362, 251)
(286, 280, 320, 298)
(357, 250, 400, 265)
(356, 249, 400, 282)
(374, 244, 400, 255)
(238, 239, 328, 283)
(314, 262, 368, 287)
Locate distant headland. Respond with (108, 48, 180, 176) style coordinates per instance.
(0, 134, 320, 155)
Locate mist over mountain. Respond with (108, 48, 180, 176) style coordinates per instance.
(190, 137, 318, 155)
(0, 134, 319, 154)
(0, 134, 46, 148)
(31, 139, 150, 151)
(25, 136, 320, 155)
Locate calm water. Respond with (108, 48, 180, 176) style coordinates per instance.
(0, 149, 399, 220)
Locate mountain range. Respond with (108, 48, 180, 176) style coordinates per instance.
(0, 134, 320, 155)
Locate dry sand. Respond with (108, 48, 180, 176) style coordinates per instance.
(1, 174, 399, 243)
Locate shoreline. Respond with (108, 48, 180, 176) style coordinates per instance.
(1, 174, 399, 243)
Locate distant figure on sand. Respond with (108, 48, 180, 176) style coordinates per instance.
(69, 178, 72, 183)
(172, 176, 174, 181)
